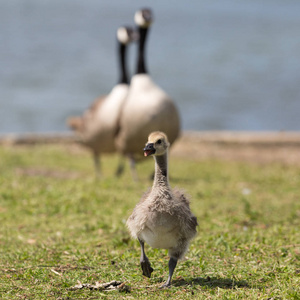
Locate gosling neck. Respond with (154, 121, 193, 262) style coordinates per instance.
(153, 152, 170, 189)
(118, 43, 129, 84)
(136, 27, 149, 74)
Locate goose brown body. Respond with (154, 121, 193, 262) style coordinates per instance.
(115, 74, 180, 157)
(68, 85, 128, 153)
(126, 131, 197, 287)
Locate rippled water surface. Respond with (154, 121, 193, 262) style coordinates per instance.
(1, 0, 300, 133)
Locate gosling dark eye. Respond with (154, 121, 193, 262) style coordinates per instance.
(157, 139, 162, 144)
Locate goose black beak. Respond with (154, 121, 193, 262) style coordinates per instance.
(143, 143, 155, 157)
(142, 9, 153, 23)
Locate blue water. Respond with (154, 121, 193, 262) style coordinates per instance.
(1, 0, 300, 133)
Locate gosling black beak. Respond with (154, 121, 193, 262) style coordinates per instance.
(143, 143, 155, 157)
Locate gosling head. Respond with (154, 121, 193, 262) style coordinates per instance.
(144, 131, 170, 157)
(117, 26, 137, 45)
(134, 8, 153, 28)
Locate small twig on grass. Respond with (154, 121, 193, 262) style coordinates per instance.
(69, 280, 130, 293)
(51, 269, 62, 276)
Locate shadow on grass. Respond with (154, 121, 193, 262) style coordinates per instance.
(172, 276, 249, 289)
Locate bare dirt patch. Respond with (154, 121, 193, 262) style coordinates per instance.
(170, 131, 300, 166)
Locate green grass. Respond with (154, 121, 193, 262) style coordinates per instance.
(0, 144, 299, 299)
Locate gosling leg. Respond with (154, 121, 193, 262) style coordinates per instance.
(161, 257, 178, 288)
(138, 239, 153, 278)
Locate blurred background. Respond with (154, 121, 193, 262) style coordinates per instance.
(1, 0, 300, 134)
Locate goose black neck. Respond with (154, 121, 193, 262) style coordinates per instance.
(118, 43, 129, 84)
(136, 27, 149, 74)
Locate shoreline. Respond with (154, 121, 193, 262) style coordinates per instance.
(1, 130, 300, 145)
(1, 131, 300, 166)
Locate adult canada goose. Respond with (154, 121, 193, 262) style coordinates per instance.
(127, 131, 197, 287)
(115, 9, 181, 178)
(67, 26, 135, 175)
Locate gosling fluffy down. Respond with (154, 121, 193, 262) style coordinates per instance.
(127, 131, 197, 287)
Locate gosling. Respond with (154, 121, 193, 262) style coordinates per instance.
(126, 131, 197, 287)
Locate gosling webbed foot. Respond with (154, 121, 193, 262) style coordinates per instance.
(140, 259, 154, 278)
(138, 238, 154, 278)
